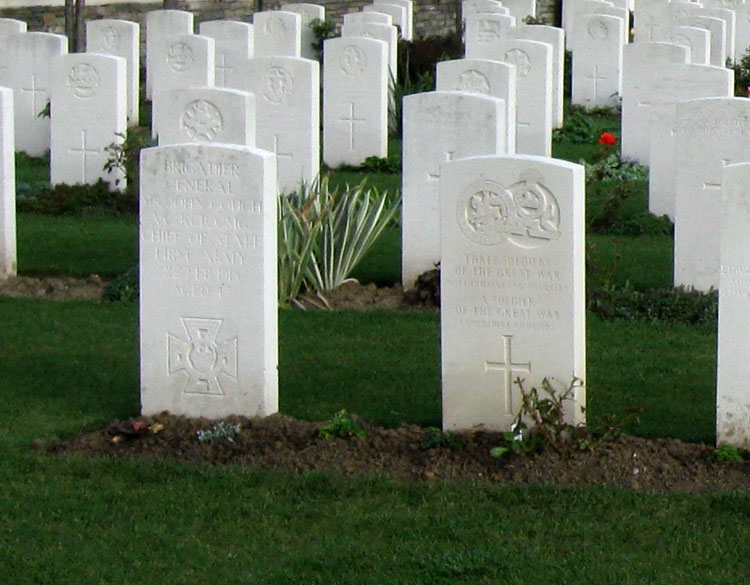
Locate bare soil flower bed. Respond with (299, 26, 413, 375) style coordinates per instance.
(50, 412, 750, 494)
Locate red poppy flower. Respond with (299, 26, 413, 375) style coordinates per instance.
(598, 132, 617, 146)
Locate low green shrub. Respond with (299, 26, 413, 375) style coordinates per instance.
(104, 267, 138, 302)
(16, 179, 135, 216)
(318, 409, 367, 440)
(420, 427, 463, 450)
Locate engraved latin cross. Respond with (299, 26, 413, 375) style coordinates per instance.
(22, 74, 46, 117)
(339, 102, 366, 149)
(703, 158, 731, 191)
(427, 151, 455, 182)
(69, 130, 100, 181)
(215, 52, 233, 86)
(485, 335, 531, 415)
(585, 65, 607, 101)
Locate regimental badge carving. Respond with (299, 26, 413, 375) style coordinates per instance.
(340, 45, 367, 75)
(264, 15, 287, 36)
(261, 67, 294, 103)
(503, 49, 531, 76)
(456, 171, 561, 247)
(458, 69, 490, 94)
(167, 41, 194, 72)
(477, 19, 501, 41)
(168, 317, 238, 396)
(587, 18, 609, 41)
(68, 63, 100, 99)
(180, 100, 224, 141)
(98, 26, 121, 52)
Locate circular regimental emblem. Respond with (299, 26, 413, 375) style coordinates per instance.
(456, 175, 561, 248)
(587, 18, 609, 41)
(180, 100, 224, 142)
(458, 69, 491, 94)
(98, 26, 121, 52)
(68, 63, 100, 99)
(504, 48, 531, 77)
(477, 19, 501, 41)
(264, 16, 288, 35)
(340, 45, 367, 76)
(261, 67, 294, 103)
(168, 41, 194, 72)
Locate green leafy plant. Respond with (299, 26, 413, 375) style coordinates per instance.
(197, 421, 242, 444)
(583, 153, 648, 183)
(103, 127, 156, 206)
(730, 46, 750, 95)
(104, 266, 138, 302)
(277, 176, 401, 306)
(711, 444, 745, 462)
(318, 409, 367, 440)
(309, 18, 337, 59)
(15, 179, 135, 216)
(552, 108, 599, 144)
(420, 427, 463, 450)
(588, 282, 718, 325)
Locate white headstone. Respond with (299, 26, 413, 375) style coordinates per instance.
(465, 12, 517, 54)
(283, 3, 325, 60)
(322, 36, 388, 167)
(199, 20, 253, 89)
(151, 34, 216, 138)
(253, 11, 302, 57)
(145, 10, 193, 100)
(0, 19, 26, 86)
(401, 91, 508, 288)
(673, 97, 750, 292)
(139, 143, 278, 419)
(343, 11, 394, 26)
(677, 15, 727, 66)
(374, 0, 414, 40)
(341, 21, 398, 81)
(50, 53, 127, 190)
(364, 3, 409, 39)
(572, 14, 625, 108)
(0, 87, 15, 280)
(731, 2, 750, 62)
(436, 58, 517, 152)
(667, 25, 711, 65)
(440, 154, 586, 431)
(240, 56, 320, 194)
(621, 42, 690, 163)
(632, 0, 670, 42)
(700, 7, 736, 61)
(500, 0, 537, 22)
(648, 65, 735, 219)
(87, 19, 140, 126)
(467, 37, 553, 157)
(717, 161, 750, 448)
(5, 32, 68, 156)
(570, 0, 629, 49)
(504, 25, 565, 128)
(155, 87, 254, 148)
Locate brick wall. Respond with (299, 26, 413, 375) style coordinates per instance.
(0, 0, 561, 44)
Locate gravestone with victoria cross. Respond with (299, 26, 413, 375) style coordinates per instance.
(5, 32, 67, 157)
(50, 53, 127, 190)
(283, 3, 326, 60)
(323, 36, 388, 167)
(139, 143, 278, 419)
(466, 36, 553, 157)
(401, 90, 507, 289)
(154, 87, 254, 148)
(572, 14, 625, 109)
(86, 19, 140, 126)
(150, 34, 215, 139)
(145, 10, 193, 100)
(621, 41, 690, 164)
(253, 11, 302, 58)
(440, 155, 586, 431)
(435, 58, 517, 153)
(647, 63, 733, 220)
(198, 20, 253, 89)
(717, 162, 750, 448)
(0, 87, 15, 280)
(238, 55, 319, 194)
(673, 97, 750, 293)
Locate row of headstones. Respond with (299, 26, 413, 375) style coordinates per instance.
(138, 140, 587, 435)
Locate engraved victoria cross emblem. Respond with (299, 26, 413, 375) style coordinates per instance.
(168, 318, 238, 396)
